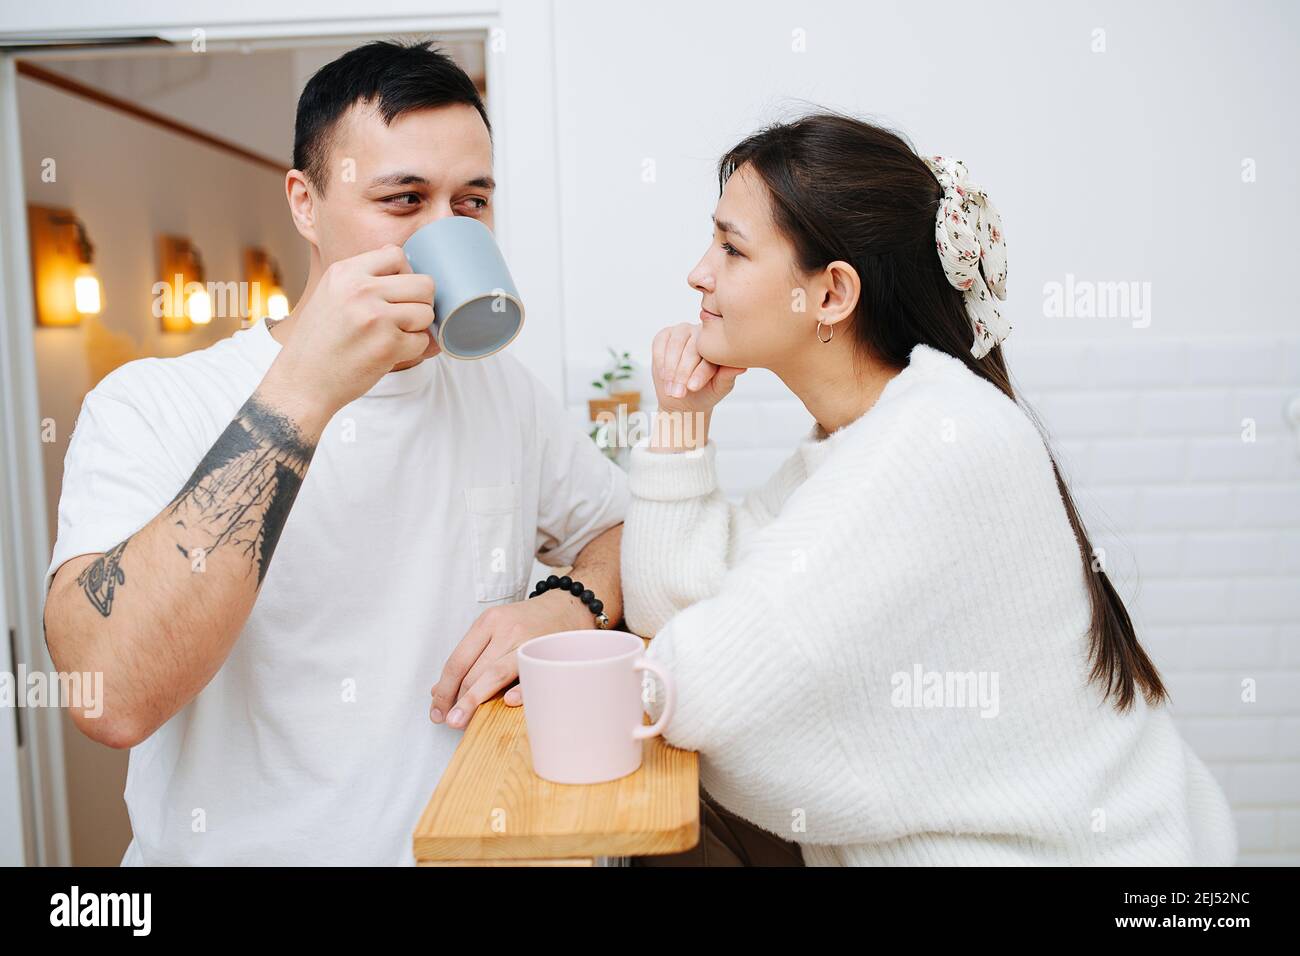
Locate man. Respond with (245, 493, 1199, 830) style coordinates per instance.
(41, 39, 629, 865)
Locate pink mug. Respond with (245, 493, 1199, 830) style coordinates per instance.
(516, 630, 675, 784)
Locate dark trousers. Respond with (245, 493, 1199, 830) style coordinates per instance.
(630, 787, 805, 867)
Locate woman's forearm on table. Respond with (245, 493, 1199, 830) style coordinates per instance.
(622, 420, 735, 635)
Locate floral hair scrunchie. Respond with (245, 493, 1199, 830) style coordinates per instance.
(923, 155, 1010, 359)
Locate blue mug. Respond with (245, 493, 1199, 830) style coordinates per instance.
(402, 216, 525, 360)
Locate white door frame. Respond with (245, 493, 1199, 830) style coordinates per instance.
(0, 0, 566, 865)
(0, 51, 68, 868)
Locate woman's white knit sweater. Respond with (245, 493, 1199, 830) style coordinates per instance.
(622, 342, 1237, 866)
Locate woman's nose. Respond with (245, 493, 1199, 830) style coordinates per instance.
(687, 256, 714, 294)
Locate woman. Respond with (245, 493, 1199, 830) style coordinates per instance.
(622, 113, 1236, 866)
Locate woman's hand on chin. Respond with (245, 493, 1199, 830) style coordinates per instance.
(648, 323, 748, 452)
(651, 322, 747, 415)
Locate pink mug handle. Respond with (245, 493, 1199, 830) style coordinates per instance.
(632, 657, 674, 740)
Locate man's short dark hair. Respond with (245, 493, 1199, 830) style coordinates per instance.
(292, 38, 491, 193)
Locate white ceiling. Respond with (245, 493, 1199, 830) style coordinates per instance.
(30, 36, 487, 166)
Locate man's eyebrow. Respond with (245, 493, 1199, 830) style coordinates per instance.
(712, 215, 747, 241)
(366, 172, 496, 190)
(368, 171, 430, 189)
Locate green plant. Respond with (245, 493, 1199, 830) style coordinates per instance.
(591, 347, 635, 394)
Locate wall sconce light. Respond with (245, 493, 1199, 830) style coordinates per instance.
(27, 204, 102, 326)
(242, 246, 291, 328)
(156, 235, 208, 332)
(188, 286, 212, 325)
(267, 287, 289, 320)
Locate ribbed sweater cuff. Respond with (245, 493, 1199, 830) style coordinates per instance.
(628, 440, 719, 501)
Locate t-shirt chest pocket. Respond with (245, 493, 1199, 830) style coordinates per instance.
(464, 483, 526, 603)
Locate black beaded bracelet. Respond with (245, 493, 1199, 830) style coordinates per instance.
(528, 574, 611, 629)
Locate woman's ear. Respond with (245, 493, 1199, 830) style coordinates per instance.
(818, 260, 861, 328)
(285, 169, 319, 246)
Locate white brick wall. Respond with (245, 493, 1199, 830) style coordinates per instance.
(564, 335, 1300, 863)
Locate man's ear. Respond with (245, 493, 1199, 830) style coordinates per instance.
(818, 260, 861, 328)
(285, 169, 319, 246)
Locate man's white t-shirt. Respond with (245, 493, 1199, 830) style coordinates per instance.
(44, 316, 630, 866)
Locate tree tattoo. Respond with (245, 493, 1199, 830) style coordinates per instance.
(165, 393, 316, 587)
(77, 538, 129, 617)
(78, 391, 317, 617)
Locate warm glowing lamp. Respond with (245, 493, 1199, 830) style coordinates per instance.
(29, 206, 102, 325)
(187, 287, 212, 324)
(73, 268, 102, 315)
(157, 235, 205, 332)
(243, 246, 292, 328)
(267, 288, 289, 319)
(55, 216, 103, 315)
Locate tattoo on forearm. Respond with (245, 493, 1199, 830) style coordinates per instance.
(164, 392, 316, 587)
(76, 393, 315, 617)
(77, 538, 130, 617)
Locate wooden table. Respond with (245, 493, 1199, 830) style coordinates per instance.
(413, 642, 700, 866)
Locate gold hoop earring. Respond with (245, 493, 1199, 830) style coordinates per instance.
(816, 320, 834, 344)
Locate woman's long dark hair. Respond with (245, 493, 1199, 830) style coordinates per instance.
(721, 112, 1166, 712)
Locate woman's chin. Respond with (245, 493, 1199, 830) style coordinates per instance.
(697, 323, 730, 366)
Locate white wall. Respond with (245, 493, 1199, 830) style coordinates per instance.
(549, 0, 1300, 864)
(554, 0, 1297, 361)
